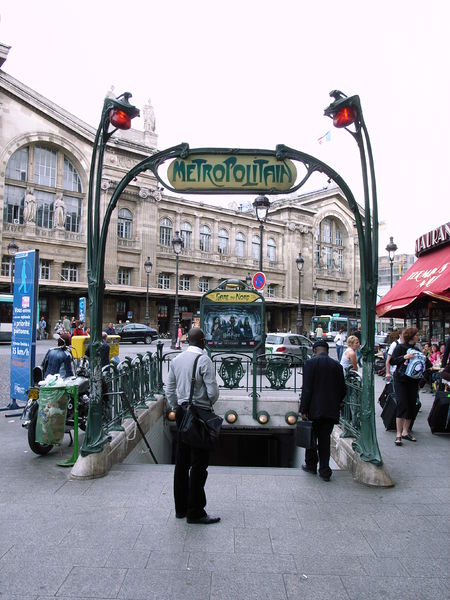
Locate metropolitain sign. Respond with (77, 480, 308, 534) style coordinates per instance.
(167, 154, 297, 192)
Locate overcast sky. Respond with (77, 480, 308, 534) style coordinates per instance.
(1, 0, 448, 255)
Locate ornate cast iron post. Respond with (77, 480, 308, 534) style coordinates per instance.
(324, 90, 382, 464)
(296, 252, 304, 334)
(171, 231, 183, 350)
(81, 93, 139, 456)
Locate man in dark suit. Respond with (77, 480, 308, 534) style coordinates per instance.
(299, 340, 347, 481)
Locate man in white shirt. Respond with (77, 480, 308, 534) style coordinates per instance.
(166, 328, 220, 524)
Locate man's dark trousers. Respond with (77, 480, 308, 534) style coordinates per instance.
(174, 405, 209, 519)
(305, 419, 335, 478)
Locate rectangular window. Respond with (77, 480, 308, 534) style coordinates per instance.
(3, 185, 25, 224)
(325, 290, 332, 302)
(236, 239, 245, 257)
(36, 190, 55, 229)
(315, 243, 321, 267)
(34, 147, 57, 187)
(179, 275, 191, 291)
(39, 259, 51, 280)
(324, 246, 332, 269)
(1, 256, 12, 277)
(5, 148, 28, 181)
(200, 233, 211, 252)
(160, 225, 172, 246)
(335, 229, 343, 246)
(61, 263, 78, 282)
(198, 277, 210, 293)
(322, 220, 332, 243)
(337, 291, 344, 304)
(267, 284, 275, 298)
(117, 268, 131, 286)
(157, 304, 168, 317)
(63, 157, 82, 192)
(335, 248, 343, 271)
(63, 196, 81, 232)
(118, 219, 132, 239)
(60, 297, 75, 315)
(181, 230, 192, 250)
(158, 273, 171, 289)
(252, 238, 260, 260)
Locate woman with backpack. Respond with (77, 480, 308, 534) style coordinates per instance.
(390, 327, 426, 445)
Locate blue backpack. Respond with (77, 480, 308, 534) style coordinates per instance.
(404, 350, 426, 379)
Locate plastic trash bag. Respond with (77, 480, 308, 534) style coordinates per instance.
(35, 375, 69, 446)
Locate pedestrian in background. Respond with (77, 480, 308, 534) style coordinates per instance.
(334, 326, 346, 362)
(165, 327, 220, 524)
(390, 327, 423, 445)
(300, 340, 347, 481)
(72, 320, 85, 336)
(340, 335, 360, 372)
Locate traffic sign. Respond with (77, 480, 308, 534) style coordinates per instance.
(252, 272, 266, 290)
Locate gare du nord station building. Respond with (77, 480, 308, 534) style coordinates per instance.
(0, 43, 362, 336)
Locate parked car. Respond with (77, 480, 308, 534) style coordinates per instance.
(116, 323, 158, 344)
(265, 333, 313, 363)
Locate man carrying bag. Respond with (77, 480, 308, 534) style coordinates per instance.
(165, 328, 221, 524)
(299, 340, 347, 481)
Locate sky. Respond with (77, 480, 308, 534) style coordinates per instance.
(1, 0, 448, 256)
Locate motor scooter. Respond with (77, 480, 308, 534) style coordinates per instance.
(22, 358, 90, 456)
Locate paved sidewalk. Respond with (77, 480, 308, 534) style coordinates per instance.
(0, 377, 448, 599)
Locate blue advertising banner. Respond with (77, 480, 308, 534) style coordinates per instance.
(79, 297, 86, 323)
(10, 250, 39, 403)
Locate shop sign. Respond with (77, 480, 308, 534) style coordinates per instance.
(167, 154, 297, 192)
(415, 222, 450, 256)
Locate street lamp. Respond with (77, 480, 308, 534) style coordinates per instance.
(313, 282, 318, 317)
(171, 231, 184, 349)
(253, 195, 270, 272)
(7, 238, 19, 294)
(144, 256, 152, 327)
(385, 236, 397, 330)
(354, 289, 360, 319)
(296, 252, 304, 334)
(245, 272, 252, 287)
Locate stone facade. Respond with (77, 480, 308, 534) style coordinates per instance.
(0, 48, 361, 336)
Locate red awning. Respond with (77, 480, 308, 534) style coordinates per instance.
(376, 244, 450, 317)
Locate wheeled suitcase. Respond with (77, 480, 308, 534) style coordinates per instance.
(378, 381, 393, 409)
(381, 394, 397, 430)
(427, 391, 450, 434)
(380, 393, 420, 431)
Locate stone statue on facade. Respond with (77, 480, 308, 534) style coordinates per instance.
(54, 192, 66, 228)
(23, 186, 36, 223)
(143, 98, 156, 132)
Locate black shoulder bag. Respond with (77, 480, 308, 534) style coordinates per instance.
(179, 355, 223, 449)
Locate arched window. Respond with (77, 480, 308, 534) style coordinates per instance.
(200, 225, 211, 252)
(117, 208, 133, 239)
(181, 221, 192, 250)
(316, 217, 345, 271)
(159, 217, 172, 246)
(235, 232, 246, 257)
(267, 237, 276, 262)
(218, 228, 229, 254)
(4, 145, 83, 231)
(252, 235, 260, 261)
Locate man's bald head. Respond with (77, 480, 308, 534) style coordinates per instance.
(187, 327, 206, 348)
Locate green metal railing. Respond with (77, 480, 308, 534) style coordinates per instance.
(340, 367, 362, 440)
(101, 351, 161, 433)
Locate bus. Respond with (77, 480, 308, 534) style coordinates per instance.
(0, 293, 13, 343)
(310, 314, 359, 341)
